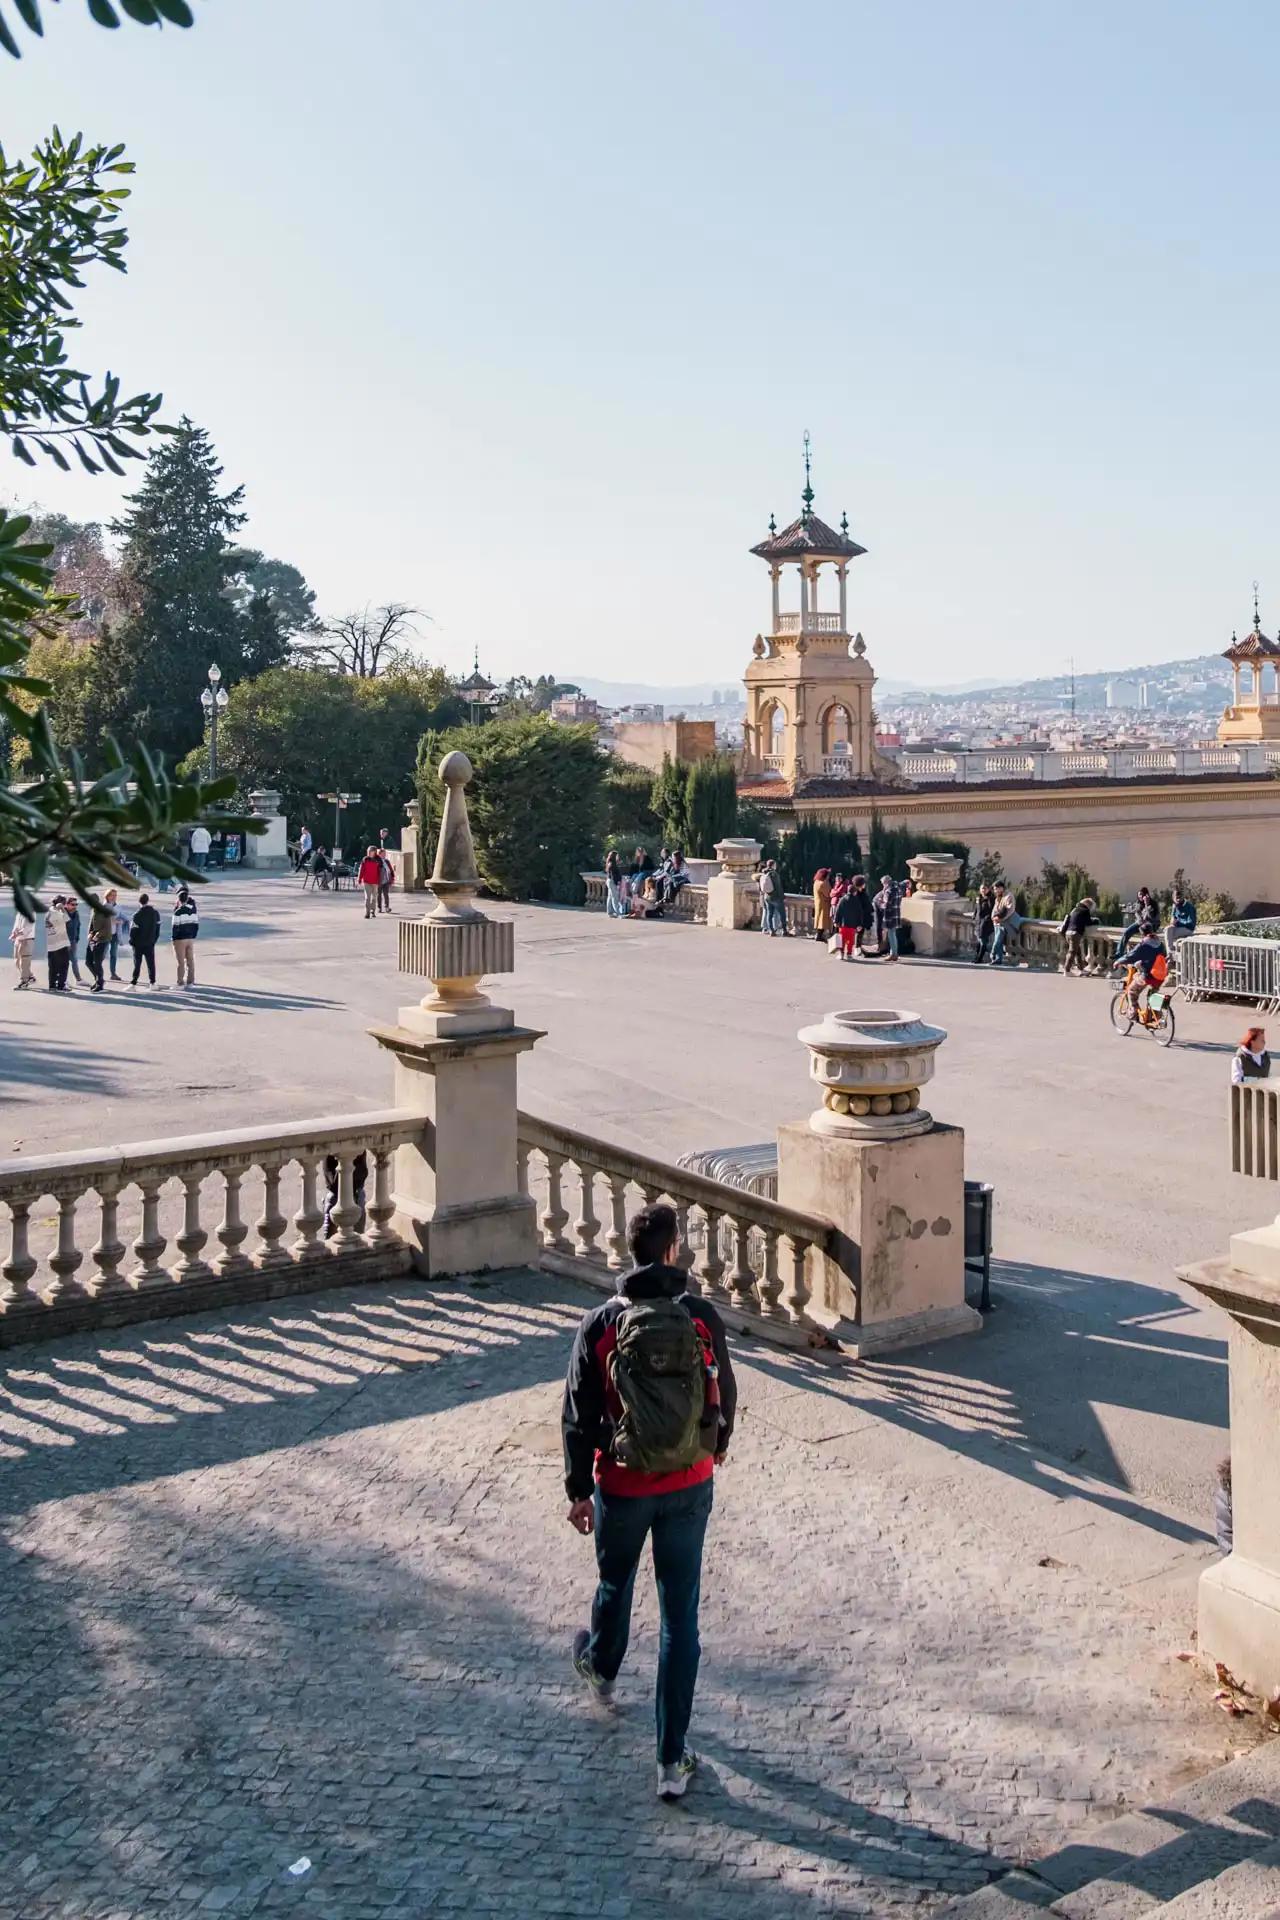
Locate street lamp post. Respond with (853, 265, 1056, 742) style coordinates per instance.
(318, 791, 361, 866)
(199, 663, 229, 779)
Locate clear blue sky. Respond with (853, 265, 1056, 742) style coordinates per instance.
(6, 0, 1279, 690)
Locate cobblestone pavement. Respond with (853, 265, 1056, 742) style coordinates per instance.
(0, 1270, 1247, 1919)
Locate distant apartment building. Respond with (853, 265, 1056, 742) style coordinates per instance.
(608, 717, 716, 773)
(1106, 678, 1141, 708)
(550, 693, 601, 723)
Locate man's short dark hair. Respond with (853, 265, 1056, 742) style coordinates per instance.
(628, 1201, 679, 1267)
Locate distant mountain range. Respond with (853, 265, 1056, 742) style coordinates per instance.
(569, 672, 1001, 705)
(892, 653, 1232, 712)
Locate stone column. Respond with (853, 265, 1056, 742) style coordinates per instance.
(798, 561, 809, 629)
(777, 1010, 981, 1356)
(837, 563, 848, 632)
(245, 790, 290, 869)
(399, 798, 422, 892)
(901, 853, 964, 957)
(1180, 1217, 1280, 1695)
(770, 565, 781, 634)
(706, 837, 762, 930)
(370, 752, 541, 1276)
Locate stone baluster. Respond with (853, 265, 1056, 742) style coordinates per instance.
(696, 1206, 727, 1298)
(215, 1163, 254, 1275)
(729, 1217, 757, 1310)
(294, 1155, 326, 1259)
(517, 1140, 531, 1198)
(174, 1170, 213, 1282)
(2, 1193, 39, 1305)
(328, 1151, 363, 1252)
(46, 1185, 86, 1299)
(366, 1144, 398, 1247)
(782, 1234, 813, 1325)
(573, 1160, 603, 1261)
(758, 1228, 785, 1319)
(674, 1200, 698, 1287)
(132, 1175, 170, 1289)
(541, 1151, 572, 1253)
(605, 1172, 629, 1271)
(257, 1155, 291, 1267)
(89, 1177, 128, 1296)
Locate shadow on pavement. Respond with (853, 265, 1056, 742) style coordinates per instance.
(0, 1031, 124, 1103)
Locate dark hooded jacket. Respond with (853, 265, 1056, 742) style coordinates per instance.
(561, 1262, 737, 1502)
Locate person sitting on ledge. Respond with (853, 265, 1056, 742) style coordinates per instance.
(657, 846, 690, 905)
(629, 874, 665, 919)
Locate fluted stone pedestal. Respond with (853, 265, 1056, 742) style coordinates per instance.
(706, 837, 762, 931)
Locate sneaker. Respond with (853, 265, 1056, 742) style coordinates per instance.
(572, 1630, 613, 1703)
(657, 1749, 697, 1800)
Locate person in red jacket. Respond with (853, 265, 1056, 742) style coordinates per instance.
(562, 1201, 737, 1800)
(357, 847, 383, 919)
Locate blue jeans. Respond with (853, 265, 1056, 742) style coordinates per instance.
(587, 1478, 713, 1764)
(884, 925, 899, 958)
(991, 925, 1007, 965)
(762, 900, 786, 935)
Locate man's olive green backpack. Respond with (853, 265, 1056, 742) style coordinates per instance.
(609, 1295, 710, 1475)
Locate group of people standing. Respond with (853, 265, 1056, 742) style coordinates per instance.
(9, 888, 200, 992)
(811, 870, 905, 960)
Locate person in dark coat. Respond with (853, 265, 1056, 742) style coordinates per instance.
(128, 892, 161, 988)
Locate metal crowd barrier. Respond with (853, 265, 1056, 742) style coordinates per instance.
(1178, 920, 1280, 1012)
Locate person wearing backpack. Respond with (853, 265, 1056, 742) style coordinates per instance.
(562, 1201, 737, 1801)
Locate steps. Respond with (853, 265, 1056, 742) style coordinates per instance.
(938, 1745, 1280, 1918)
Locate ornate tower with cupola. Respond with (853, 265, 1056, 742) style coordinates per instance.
(1218, 589, 1280, 745)
(741, 435, 879, 790)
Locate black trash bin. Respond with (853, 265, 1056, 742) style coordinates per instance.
(964, 1179, 994, 1311)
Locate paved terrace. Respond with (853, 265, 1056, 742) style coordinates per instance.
(0, 875, 1263, 1915)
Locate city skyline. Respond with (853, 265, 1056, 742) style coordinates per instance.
(7, 0, 1280, 689)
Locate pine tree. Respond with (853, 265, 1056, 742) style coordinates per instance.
(684, 754, 737, 856)
(239, 591, 289, 679)
(88, 420, 250, 763)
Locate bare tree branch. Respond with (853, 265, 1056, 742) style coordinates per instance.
(292, 602, 430, 678)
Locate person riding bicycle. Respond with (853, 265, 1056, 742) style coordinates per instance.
(1117, 928, 1168, 1020)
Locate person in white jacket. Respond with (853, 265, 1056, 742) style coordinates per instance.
(9, 911, 34, 989)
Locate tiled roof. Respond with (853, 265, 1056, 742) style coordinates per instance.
(750, 513, 866, 561)
(1223, 626, 1280, 661)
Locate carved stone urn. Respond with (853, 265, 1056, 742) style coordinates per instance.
(796, 1008, 947, 1140)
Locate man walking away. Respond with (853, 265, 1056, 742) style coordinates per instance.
(189, 824, 212, 872)
(877, 874, 902, 960)
(172, 887, 199, 987)
(63, 897, 84, 986)
(106, 889, 129, 981)
(563, 1201, 736, 1800)
(358, 847, 383, 919)
(44, 898, 71, 991)
(296, 823, 313, 872)
(129, 892, 161, 987)
(9, 910, 34, 989)
(377, 847, 394, 914)
(1061, 896, 1095, 975)
(86, 900, 114, 993)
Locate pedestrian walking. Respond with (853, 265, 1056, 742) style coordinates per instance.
(875, 874, 902, 960)
(1061, 896, 1095, 975)
(833, 881, 864, 959)
(377, 849, 394, 914)
(990, 888, 1020, 966)
(128, 892, 161, 987)
(64, 898, 84, 985)
(44, 898, 71, 992)
(972, 884, 996, 964)
(171, 887, 199, 987)
(86, 900, 114, 993)
(189, 824, 212, 872)
(9, 909, 34, 989)
(295, 823, 313, 872)
(358, 847, 383, 919)
(105, 889, 129, 981)
(1231, 1027, 1270, 1085)
(812, 868, 833, 941)
(563, 1201, 737, 1801)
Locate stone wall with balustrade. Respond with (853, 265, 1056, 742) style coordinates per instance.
(0, 1111, 420, 1346)
(581, 873, 814, 934)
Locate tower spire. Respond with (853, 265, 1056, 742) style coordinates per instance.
(1254, 580, 1262, 632)
(801, 429, 814, 522)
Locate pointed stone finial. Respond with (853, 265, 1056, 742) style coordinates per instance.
(768, 512, 777, 535)
(801, 430, 814, 522)
(1254, 581, 1262, 632)
(429, 751, 481, 902)
(752, 633, 766, 658)
(841, 511, 849, 537)
(853, 632, 867, 656)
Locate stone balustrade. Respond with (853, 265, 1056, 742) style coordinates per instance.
(0, 1110, 421, 1345)
(581, 872, 813, 933)
(516, 1109, 835, 1344)
(900, 743, 1280, 785)
(946, 907, 1121, 972)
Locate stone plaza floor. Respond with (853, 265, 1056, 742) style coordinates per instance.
(0, 874, 1264, 1914)
(0, 1269, 1254, 1919)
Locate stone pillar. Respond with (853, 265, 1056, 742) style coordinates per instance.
(837, 563, 848, 632)
(901, 852, 965, 957)
(1180, 1221, 1280, 1695)
(770, 565, 781, 634)
(706, 837, 762, 930)
(798, 561, 809, 628)
(245, 790, 289, 869)
(370, 752, 541, 1277)
(777, 1009, 981, 1356)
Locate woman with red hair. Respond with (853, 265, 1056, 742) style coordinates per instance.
(1232, 1027, 1270, 1086)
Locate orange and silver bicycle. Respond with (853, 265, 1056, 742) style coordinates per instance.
(1110, 963, 1178, 1046)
